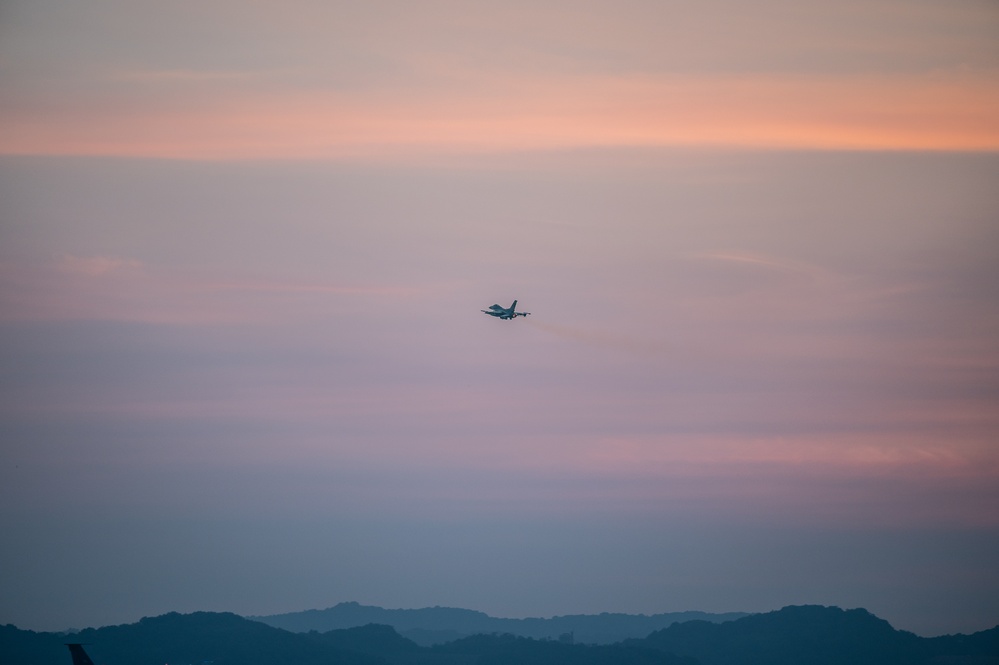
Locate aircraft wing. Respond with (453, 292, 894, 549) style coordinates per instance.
(66, 645, 96, 665)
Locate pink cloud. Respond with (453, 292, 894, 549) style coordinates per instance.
(2, 72, 998, 159)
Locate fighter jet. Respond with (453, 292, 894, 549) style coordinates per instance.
(481, 300, 530, 320)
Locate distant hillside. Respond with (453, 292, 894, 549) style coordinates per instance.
(636, 605, 999, 665)
(0, 614, 691, 665)
(313, 625, 697, 665)
(1, 607, 996, 665)
(250, 601, 749, 645)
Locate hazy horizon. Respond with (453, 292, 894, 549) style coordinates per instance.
(1, 596, 988, 637)
(2, 1, 997, 639)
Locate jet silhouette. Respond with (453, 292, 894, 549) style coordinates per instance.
(481, 300, 530, 320)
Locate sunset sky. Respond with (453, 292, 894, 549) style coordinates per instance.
(1, 0, 998, 637)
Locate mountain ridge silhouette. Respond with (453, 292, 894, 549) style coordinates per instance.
(2, 605, 996, 665)
(250, 601, 749, 645)
(637, 605, 999, 665)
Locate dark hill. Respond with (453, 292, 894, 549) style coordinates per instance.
(0, 615, 692, 665)
(0, 613, 382, 665)
(0, 623, 69, 665)
(429, 632, 698, 665)
(3, 607, 996, 665)
(638, 605, 998, 665)
(315, 624, 423, 660)
(924, 625, 999, 664)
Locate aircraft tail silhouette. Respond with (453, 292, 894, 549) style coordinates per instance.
(66, 644, 96, 665)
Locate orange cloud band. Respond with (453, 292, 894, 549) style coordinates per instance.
(2, 73, 998, 159)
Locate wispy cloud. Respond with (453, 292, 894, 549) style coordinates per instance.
(527, 320, 670, 356)
(690, 250, 830, 278)
(3, 0, 997, 158)
(2, 72, 997, 159)
(109, 68, 269, 83)
(56, 254, 142, 277)
(205, 279, 421, 297)
(0, 258, 422, 325)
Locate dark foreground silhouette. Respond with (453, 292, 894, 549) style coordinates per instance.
(2, 606, 997, 665)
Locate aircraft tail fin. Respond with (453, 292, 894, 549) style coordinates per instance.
(510, 300, 517, 312)
(66, 644, 96, 665)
